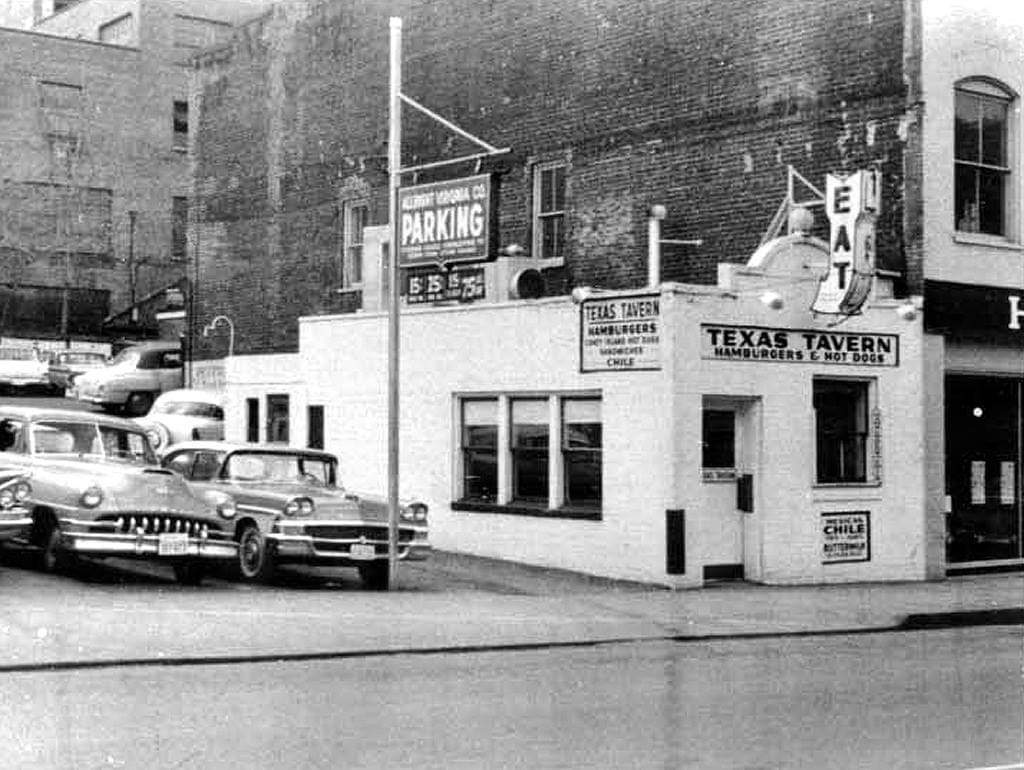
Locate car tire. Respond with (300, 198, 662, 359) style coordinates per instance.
(358, 561, 390, 590)
(236, 523, 276, 583)
(125, 391, 154, 417)
(172, 560, 206, 585)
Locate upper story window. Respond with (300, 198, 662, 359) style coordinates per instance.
(532, 162, 566, 259)
(98, 13, 135, 45)
(343, 202, 368, 287)
(955, 80, 1014, 238)
(173, 100, 189, 151)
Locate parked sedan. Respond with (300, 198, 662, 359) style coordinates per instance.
(46, 350, 109, 395)
(0, 347, 50, 393)
(0, 470, 32, 543)
(135, 389, 225, 453)
(0, 407, 239, 584)
(72, 341, 184, 415)
(162, 442, 430, 588)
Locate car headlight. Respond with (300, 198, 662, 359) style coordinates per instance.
(400, 502, 428, 523)
(0, 488, 13, 508)
(80, 486, 103, 508)
(200, 490, 235, 519)
(284, 497, 314, 516)
(14, 480, 30, 501)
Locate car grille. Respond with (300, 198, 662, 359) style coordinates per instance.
(97, 514, 224, 536)
(304, 525, 413, 542)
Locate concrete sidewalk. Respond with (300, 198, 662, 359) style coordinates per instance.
(1, 551, 1021, 672)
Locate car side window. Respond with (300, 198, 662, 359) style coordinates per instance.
(192, 451, 223, 481)
(161, 351, 183, 369)
(0, 419, 25, 453)
(164, 451, 194, 477)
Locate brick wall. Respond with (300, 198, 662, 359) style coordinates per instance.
(193, 0, 911, 358)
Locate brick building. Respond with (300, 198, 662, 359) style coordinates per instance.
(189, 0, 913, 357)
(0, 0, 270, 344)
(185, 0, 1024, 584)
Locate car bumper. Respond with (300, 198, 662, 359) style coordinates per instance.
(0, 508, 32, 540)
(0, 376, 49, 388)
(267, 532, 431, 565)
(61, 531, 238, 560)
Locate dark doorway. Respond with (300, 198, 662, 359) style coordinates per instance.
(945, 376, 1022, 565)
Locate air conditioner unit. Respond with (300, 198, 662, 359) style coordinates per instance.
(483, 256, 545, 303)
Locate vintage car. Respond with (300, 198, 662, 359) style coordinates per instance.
(46, 350, 109, 395)
(0, 347, 50, 393)
(162, 442, 430, 588)
(0, 469, 32, 543)
(72, 341, 184, 416)
(135, 389, 225, 453)
(0, 407, 238, 584)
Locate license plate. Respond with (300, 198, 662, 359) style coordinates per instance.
(349, 543, 376, 560)
(158, 533, 190, 556)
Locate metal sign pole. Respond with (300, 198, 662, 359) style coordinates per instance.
(386, 17, 402, 590)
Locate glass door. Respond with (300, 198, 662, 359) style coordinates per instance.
(945, 376, 1022, 564)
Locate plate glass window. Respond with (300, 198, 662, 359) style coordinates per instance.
(461, 399, 498, 502)
(562, 398, 601, 507)
(814, 380, 869, 484)
(954, 82, 1012, 236)
(533, 163, 566, 259)
(266, 394, 289, 444)
(511, 398, 549, 503)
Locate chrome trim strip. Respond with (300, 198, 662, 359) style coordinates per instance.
(237, 503, 283, 515)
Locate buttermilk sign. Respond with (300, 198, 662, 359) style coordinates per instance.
(398, 174, 493, 267)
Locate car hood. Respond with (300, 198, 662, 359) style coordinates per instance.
(38, 459, 215, 516)
(224, 482, 394, 522)
(0, 360, 47, 375)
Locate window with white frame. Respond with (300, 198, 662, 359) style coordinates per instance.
(456, 393, 602, 516)
(342, 202, 367, 287)
(532, 162, 566, 259)
(954, 80, 1013, 237)
(561, 398, 602, 508)
(511, 398, 549, 503)
(461, 399, 498, 502)
(813, 379, 871, 484)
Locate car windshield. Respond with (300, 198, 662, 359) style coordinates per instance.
(0, 348, 37, 361)
(31, 420, 158, 465)
(224, 452, 336, 486)
(153, 400, 224, 419)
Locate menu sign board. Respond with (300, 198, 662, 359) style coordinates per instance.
(700, 324, 899, 367)
(580, 294, 661, 372)
(406, 267, 485, 305)
(398, 174, 494, 267)
(822, 511, 871, 564)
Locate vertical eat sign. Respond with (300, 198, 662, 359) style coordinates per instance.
(812, 170, 880, 315)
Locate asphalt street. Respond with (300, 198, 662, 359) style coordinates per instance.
(2, 628, 1022, 770)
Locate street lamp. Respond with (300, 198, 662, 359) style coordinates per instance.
(202, 314, 234, 357)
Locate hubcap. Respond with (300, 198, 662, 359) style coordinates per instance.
(241, 530, 262, 574)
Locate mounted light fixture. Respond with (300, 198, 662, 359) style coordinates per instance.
(895, 303, 917, 321)
(760, 290, 784, 310)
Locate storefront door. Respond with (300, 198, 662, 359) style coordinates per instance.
(945, 376, 1023, 566)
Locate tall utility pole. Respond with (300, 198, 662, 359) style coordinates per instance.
(386, 17, 402, 589)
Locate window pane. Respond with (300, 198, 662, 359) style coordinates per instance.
(463, 448, 497, 501)
(541, 216, 563, 259)
(954, 92, 979, 162)
(552, 166, 566, 210)
(981, 98, 1007, 166)
(978, 168, 1006, 236)
(540, 169, 554, 213)
(955, 164, 979, 232)
(463, 399, 497, 426)
(565, 450, 601, 506)
(563, 398, 600, 423)
(512, 398, 548, 426)
(814, 380, 869, 483)
(702, 409, 735, 468)
(464, 425, 497, 448)
(513, 449, 548, 500)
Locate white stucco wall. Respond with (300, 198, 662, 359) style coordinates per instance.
(212, 275, 932, 587)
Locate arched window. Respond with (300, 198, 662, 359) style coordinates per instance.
(954, 79, 1015, 237)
